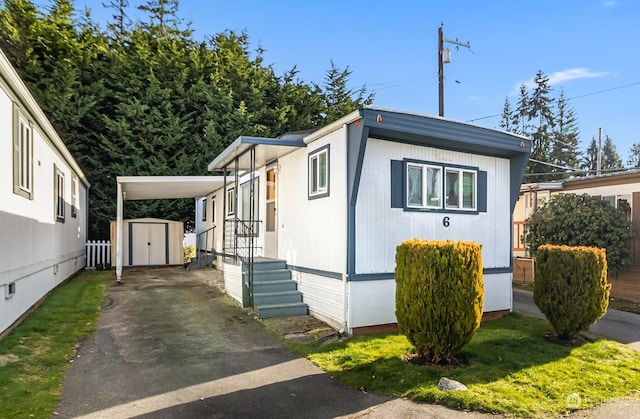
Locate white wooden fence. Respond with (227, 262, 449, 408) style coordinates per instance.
(86, 240, 111, 270)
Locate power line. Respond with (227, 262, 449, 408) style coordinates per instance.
(467, 80, 640, 124)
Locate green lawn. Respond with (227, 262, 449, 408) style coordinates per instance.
(0, 270, 111, 419)
(289, 312, 640, 418)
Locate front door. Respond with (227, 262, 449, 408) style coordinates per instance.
(264, 166, 277, 258)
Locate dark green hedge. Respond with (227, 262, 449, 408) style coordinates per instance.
(533, 244, 610, 338)
(395, 239, 483, 363)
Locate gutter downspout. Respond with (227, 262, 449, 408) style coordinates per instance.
(115, 182, 124, 283)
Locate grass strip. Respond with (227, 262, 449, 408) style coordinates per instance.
(289, 312, 640, 417)
(0, 270, 111, 419)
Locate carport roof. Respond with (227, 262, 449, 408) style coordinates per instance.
(117, 176, 225, 200)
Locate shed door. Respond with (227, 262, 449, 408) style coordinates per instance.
(130, 223, 168, 265)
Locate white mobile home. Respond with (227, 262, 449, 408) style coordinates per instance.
(0, 49, 89, 337)
(198, 107, 530, 334)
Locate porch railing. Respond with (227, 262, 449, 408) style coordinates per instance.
(223, 218, 262, 261)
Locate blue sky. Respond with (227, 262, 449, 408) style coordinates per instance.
(44, 0, 640, 163)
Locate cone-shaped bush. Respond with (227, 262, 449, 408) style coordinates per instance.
(533, 245, 609, 339)
(395, 239, 483, 363)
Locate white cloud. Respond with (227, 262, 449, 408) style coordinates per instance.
(602, 0, 618, 7)
(511, 68, 608, 94)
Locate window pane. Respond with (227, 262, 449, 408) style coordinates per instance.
(463, 171, 475, 209)
(310, 156, 318, 193)
(318, 152, 327, 190)
(617, 195, 631, 221)
(266, 169, 276, 200)
(426, 167, 441, 207)
(445, 170, 459, 208)
(407, 165, 423, 206)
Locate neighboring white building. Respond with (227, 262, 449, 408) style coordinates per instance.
(197, 107, 531, 334)
(0, 48, 89, 337)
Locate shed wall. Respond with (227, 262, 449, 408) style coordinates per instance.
(110, 218, 183, 266)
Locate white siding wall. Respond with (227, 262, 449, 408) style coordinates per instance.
(277, 128, 348, 273)
(348, 279, 397, 329)
(292, 270, 345, 330)
(0, 82, 87, 335)
(355, 138, 512, 273)
(347, 272, 512, 332)
(224, 262, 242, 304)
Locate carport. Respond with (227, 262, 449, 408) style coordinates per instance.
(115, 176, 225, 281)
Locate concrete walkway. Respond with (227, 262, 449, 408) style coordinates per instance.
(513, 288, 640, 351)
(54, 268, 640, 418)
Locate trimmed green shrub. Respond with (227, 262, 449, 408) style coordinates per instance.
(533, 244, 610, 339)
(395, 239, 484, 363)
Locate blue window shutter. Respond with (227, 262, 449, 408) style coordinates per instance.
(390, 160, 403, 208)
(478, 170, 487, 213)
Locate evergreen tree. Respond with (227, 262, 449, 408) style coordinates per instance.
(0, 0, 374, 238)
(602, 135, 623, 171)
(582, 137, 599, 174)
(549, 90, 581, 179)
(499, 97, 517, 132)
(627, 143, 640, 168)
(500, 71, 582, 183)
(321, 59, 374, 123)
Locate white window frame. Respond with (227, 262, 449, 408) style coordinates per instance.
(308, 146, 329, 198)
(54, 165, 65, 222)
(227, 188, 235, 216)
(71, 174, 78, 218)
(5, 282, 16, 299)
(202, 198, 207, 222)
(406, 161, 477, 212)
(445, 168, 477, 211)
(406, 163, 442, 209)
(13, 105, 34, 200)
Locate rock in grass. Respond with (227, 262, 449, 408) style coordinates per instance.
(437, 377, 468, 391)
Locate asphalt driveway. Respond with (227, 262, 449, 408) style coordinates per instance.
(54, 268, 499, 419)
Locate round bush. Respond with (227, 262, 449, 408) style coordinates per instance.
(533, 244, 610, 339)
(395, 239, 483, 364)
(526, 193, 632, 277)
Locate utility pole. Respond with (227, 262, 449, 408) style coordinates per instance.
(596, 128, 603, 175)
(438, 25, 471, 117)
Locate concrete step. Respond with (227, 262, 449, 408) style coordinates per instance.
(253, 269, 292, 282)
(253, 280, 298, 294)
(188, 254, 215, 270)
(253, 290, 302, 306)
(256, 302, 308, 319)
(252, 259, 287, 271)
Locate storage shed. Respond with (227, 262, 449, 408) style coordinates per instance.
(110, 218, 184, 266)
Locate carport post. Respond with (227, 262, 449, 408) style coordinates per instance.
(116, 181, 124, 282)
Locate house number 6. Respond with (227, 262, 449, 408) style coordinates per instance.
(442, 216, 450, 227)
